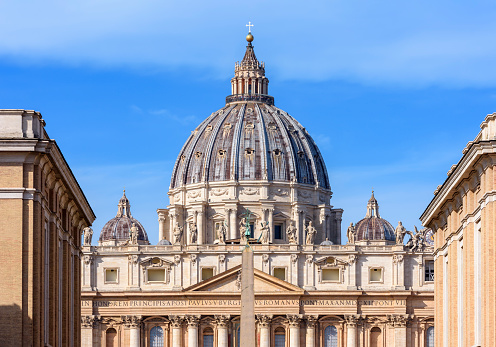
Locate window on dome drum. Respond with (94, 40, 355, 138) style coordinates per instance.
(424, 260, 434, 282)
(202, 267, 215, 281)
(273, 267, 286, 281)
(274, 327, 286, 347)
(150, 326, 164, 347)
(369, 268, 383, 283)
(147, 269, 165, 283)
(322, 268, 340, 282)
(426, 326, 434, 347)
(324, 325, 338, 347)
(105, 268, 118, 283)
(245, 148, 254, 155)
(274, 224, 283, 240)
(203, 328, 214, 347)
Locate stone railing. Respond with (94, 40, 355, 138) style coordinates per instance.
(226, 94, 274, 105)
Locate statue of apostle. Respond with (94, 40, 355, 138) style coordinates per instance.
(286, 220, 297, 244)
(219, 222, 227, 244)
(346, 223, 356, 244)
(189, 222, 198, 244)
(129, 223, 139, 244)
(173, 222, 183, 244)
(83, 227, 93, 246)
(305, 221, 317, 245)
(260, 221, 270, 244)
(395, 221, 407, 245)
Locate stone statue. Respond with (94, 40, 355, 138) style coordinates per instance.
(260, 221, 270, 244)
(395, 221, 407, 245)
(129, 223, 139, 244)
(409, 226, 425, 252)
(173, 222, 183, 244)
(219, 222, 227, 244)
(83, 227, 93, 246)
(346, 223, 356, 244)
(239, 217, 247, 237)
(286, 220, 297, 244)
(305, 221, 316, 245)
(189, 222, 198, 244)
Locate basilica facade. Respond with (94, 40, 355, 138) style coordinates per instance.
(81, 33, 434, 347)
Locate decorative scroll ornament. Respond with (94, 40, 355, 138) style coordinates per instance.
(187, 190, 201, 199)
(271, 188, 289, 196)
(210, 188, 228, 196)
(240, 187, 260, 195)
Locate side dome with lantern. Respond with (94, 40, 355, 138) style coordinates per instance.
(354, 192, 395, 243)
(99, 191, 149, 246)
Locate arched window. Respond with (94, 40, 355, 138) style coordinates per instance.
(426, 326, 434, 347)
(150, 326, 164, 347)
(106, 328, 117, 347)
(203, 327, 214, 347)
(274, 327, 286, 347)
(324, 325, 338, 347)
(370, 327, 382, 347)
(236, 326, 240, 347)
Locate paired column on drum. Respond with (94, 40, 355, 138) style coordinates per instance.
(287, 315, 302, 347)
(169, 315, 184, 347)
(215, 315, 230, 347)
(256, 314, 273, 347)
(345, 315, 358, 347)
(158, 210, 166, 241)
(227, 206, 238, 240)
(186, 315, 200, 347)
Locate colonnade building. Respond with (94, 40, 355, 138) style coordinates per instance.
(81, 33, 434, 347)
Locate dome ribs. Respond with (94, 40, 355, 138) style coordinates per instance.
(201, 105, 235, 183)
(229, 104, 246, 181)
(255, 104, 271, 181)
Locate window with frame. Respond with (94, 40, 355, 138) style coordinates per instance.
(150, 326, 164, 347)
(203, 327, 214, 347)
(273, 267, 286, 281)
(148, 269, 166, 282)
(274, 327, 285, 347)
(274, 224, 283, 240)
(202, 267, 215, 281)
(324, 325, 338, 347)
(424, 260, 434, 282)
(322, 268, 340, 282)
(426, 326, 434, 347)
(369, 268, 383, 283)
(105, 268, 118, 283)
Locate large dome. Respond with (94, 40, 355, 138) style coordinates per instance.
(170, 36, 329, 189)
(99, 191, 149, 245)
(355, 192, 395, 242)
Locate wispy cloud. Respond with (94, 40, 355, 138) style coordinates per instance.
(131, 106, 199, 126)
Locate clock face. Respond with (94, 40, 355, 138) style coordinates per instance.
(425, 229, 434, 246)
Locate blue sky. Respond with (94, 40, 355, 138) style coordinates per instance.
(1, 1, 495, 244)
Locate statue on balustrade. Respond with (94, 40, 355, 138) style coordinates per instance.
(395, 221, 407, 245)
(286, 220, 298, 244)
(130, 223, 139, 245)
(305, 221, 317, 245)
(219, 222, 227, 244)
(347, 223, 356, 244)
(83, 227, 93, 246)
(173, 222, 183, 244)
(260, 221, 270, 244)
(190, 222, 198, 244)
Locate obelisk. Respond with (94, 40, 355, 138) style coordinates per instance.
(240, 211, 255, 346)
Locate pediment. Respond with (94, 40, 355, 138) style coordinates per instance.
(314, 256, 349, 266)
(184, 265, 304, 294)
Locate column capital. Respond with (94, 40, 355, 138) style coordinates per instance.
(256, 314, 273, 327)
(185, 314, 201, 327)
(81, 315, 100, 328)
(344, 314, 360, 327)
(392, 254, 404, 264)
(169, 315, 184, 328)
(388, 314, 411, 327)
(215, 314, 231, 328)
(287, 314, 303, 327)
(305, 315, 318, 328)
(122, 315, 142, 328)
(128, 254, 139, 264)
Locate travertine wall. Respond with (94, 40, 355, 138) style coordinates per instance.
(0, 110, 95, 346)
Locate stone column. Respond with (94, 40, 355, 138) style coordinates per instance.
(169, 211, 175, 242)
(158, 211, 166, 241)
(126, 315, 142, 347)
(294, 208, 303, 244)
(345, 315, 358, 347)
(268, 208, 274, 243)
(256, 314, 273, 347)
(215, 315, 231, 347)
(186, 315, 200, 347)
(81, 315, 99, 347)
(391, 315, 409, 347)
(230, 207, 237, 240)
(82, 255, 93, 289)
(169, 315, 184, 347)
(287, 315, 302, 347)
(305, 316, 318, 347)
(347, 255, 357, 289)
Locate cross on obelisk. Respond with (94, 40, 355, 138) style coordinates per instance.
(240, 209, 255, 346)
(246, 21, 254, 33)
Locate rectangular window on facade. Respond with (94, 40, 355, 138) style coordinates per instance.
(202, 267, 214, 281)
(322, 268, 340, 282)
(273, 267, 286, 281)
(148, 269, 166, 282)
(105, 268, 118, 283)
(425, 260, 434, 282)
(369, 268, 383, 282)
(274, 224, 283, 240)
(249, 223, 254, 238)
